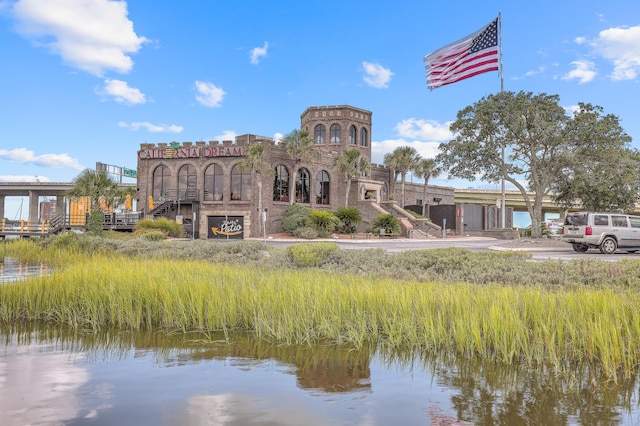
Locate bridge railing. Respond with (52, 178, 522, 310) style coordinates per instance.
(1, 218, 60, 235)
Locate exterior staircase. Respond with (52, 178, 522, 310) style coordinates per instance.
(372, 201, 442, 239)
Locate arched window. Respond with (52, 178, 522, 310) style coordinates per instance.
(204, 163, 224, 201)
(316, 170, 330, 205)
(349, 125, 357, 145)
(330, 124, 341, 143)
(314, 124, 326, 144)
(152, 164, 173, 201)
(231, 164, 251, 201)
(178, 164, 197, 200)
(360, 127, 368, 147)
(273, 165, 289, 202)
(295, 167, 311, 203)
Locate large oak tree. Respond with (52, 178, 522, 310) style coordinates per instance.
(551, 103, 638, 212)
(436, 91, 635, 237)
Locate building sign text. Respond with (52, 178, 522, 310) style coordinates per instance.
(208, 216, 244, 240)
(138, 146, 246, 160)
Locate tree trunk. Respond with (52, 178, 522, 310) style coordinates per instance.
(423, 186, 428, 216)
(527, 196, 545, 238)
(257, 177, 263, 222)
(290, 164, 297, 205)
(345, 176, 351, 207)
(401, 174, 406, 208)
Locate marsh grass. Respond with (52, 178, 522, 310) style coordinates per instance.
(3, 236, 640, 381)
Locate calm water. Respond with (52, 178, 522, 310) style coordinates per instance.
(1, 328, 639, 425)
(0, 257, 50, 283)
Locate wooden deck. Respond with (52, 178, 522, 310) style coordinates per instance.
(0, 212, 142, 239)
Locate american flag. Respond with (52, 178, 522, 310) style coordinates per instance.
(424, 17, 500, 90)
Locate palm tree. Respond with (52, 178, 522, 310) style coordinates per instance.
(383, 151, 401, 200)
(332, 148, 370, 206)
(67, 169, 122, 211)
(413, 158, 442, 216)
(386, 147, 419, 208)
(237, 142, 274, 220)
(279, 129, 321, 204)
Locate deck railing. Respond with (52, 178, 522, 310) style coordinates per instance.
(0, 212, 143, 237)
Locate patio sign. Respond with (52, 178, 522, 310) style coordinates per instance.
(208, 216, 244, 239)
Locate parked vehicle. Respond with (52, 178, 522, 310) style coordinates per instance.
(541, 220, 563, 236)
(561, 212, 640, 254)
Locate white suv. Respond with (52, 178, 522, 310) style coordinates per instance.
(561, 212, 640, 254)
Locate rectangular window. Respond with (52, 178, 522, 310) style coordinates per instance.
(612, 215, 628, 227)
(593, 215, 609, 226)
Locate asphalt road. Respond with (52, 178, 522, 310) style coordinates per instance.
(261, 237, 640, 261)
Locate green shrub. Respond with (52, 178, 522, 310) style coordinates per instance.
(369, 214, 401, 235)
(287, 242, 339, 267)
(140, 229, 167, 241)
(87, 211, 104, 236)
(281, 204, 312, 234)
(306, 211, 340, 237)
(335, 206, 362, 234)
(136, 217, 183, 238)
(44, 231, 82, 248)
(282, 213, 310, 234)
(285, 203, 312, 217)
(540, 223, 552, 237)
(293, 226, 319, 239)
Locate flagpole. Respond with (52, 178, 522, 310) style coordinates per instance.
(498, 12, 506, 229)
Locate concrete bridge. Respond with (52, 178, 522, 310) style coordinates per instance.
(453, 188, 564, 216)
(454, 188, 640, 217)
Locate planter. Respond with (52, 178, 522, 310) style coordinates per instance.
(464, 229, 520, 239)
(482, 229, 520, 240)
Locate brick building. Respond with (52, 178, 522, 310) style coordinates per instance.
(136, 105, 454, 239)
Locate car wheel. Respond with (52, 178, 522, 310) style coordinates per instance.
(572, 243, 588, 252)
(599, 237, 617, 255)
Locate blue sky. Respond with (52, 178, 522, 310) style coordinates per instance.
(1, 0, 639, 221)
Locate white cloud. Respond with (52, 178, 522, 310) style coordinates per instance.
(101, 79, 145, 104)
(273, 132, 283, 143)
(574, 36, 587, 45)
(370, 117, 451, 167)
(395, 118, 453, 141)
(250, 41, 268, 65)
(524, 65, 547, 77)
(362, 61, 393, 88)
(563, 104, 581, 115)
(0, 175, 52, 182)
(562, 60, 596, 84)
(371, 139, 440, 165)
(195, 81, 226, 108)
(118, 122, 183, 133)
(214, 131, 237, 142)
(0, 148, 84, 170)
(592, 25, 640, 80)
(12, 0, 148, 76)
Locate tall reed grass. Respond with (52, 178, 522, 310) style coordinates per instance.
(1, 248, 640, 381)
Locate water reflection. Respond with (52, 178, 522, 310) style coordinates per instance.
(0, 257, 50, 283)
(1, 325, 639, 425)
